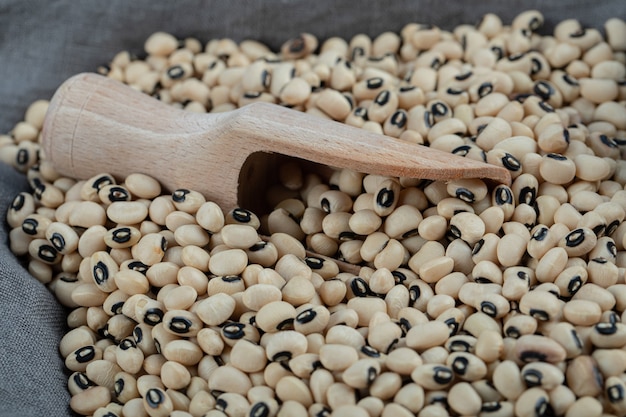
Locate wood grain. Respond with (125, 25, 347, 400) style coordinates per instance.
(42, 73, 511, 213)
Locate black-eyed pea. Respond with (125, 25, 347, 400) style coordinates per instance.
(410, 363, 454, 391)
(317, 277, 348, 307)
(194, 292, 236, 327)
(204, 248, 247, 277)
(140, 387, 173, 417)
(448, 212, 485, 245)
(405, 320, 449, 352)
(589, 321, 626, 348)
(496, 233, 527, 267)
(565, 355, 604, 397)
(572, 282, 616, 312)
(79, 173, 116, 202)
(88, 251, 120, 293)
(514, 334, 567, 364)
(586, 257, 618, 288)
(461, 311, 501, 339)
(69, 385, 112, 416)
(521, 361, 564, 391)
(512, 387, 553, 417)
(114, 337, 144, 375)
(563, 300, 602, 326)
(416, 215, 447, 241)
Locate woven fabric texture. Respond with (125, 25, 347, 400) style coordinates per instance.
(0, 1, 623, 415)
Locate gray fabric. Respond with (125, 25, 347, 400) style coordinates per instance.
(0, 1, 624, 415)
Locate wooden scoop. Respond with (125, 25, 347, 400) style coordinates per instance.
(41, 72, 510, 214)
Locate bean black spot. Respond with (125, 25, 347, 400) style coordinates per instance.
(501, 153, 521, 171)
(74, 346, 96, 363)
(532, 227, 548, 242)
(452, 145, 471, 156)
(361, 345, 381, 358)
(354, 107, 368, 118)
(546, 153, 567, 161)
(49, 232, 66, 251)
(128, 261, 149, 274)
(506, 326, 521, 338)
(596, 322, 618, 335)
(600, 134, 618, 148)
(455, 188, 475, 203)
(523, 369, 543, 387)
(519, 350, 547, 362)
(565, 229, 585, 247)
(374, 90, 390, 105)
(119, 338, 136, 350)
(144, 308, 164, 326)
(16, 148, 28, 165)
(107, 186, 130, 202)
(494, 186, 513, 205)
(390, 110, 407, 128)
(538, 101, 555, 113)
(531, 57, 542, 75)
(570, 28, 586, 38)
(222, 322, 245, 339)
(562, 74, 579, 86)
(37, 244, 58, 262)
(481, 402, 502, 412)
(529, 309, 549, 321)
(478, 82, 493, 98)
(351, 277, 371, 297)
(430, 102, 448, 117)
(606, 220, 620, 236)
(221, 275, 242, 283)
(93, 261, 109, 285)
(232, 208, 253, 223)
(250, 402, 271, 417)
(21, 218, 38, 235)
(73, 372, 93, 390)
(446, 87, 464, 95)
(472, 239, 485, 256)
(112, 227, 132, 243)
(146, 388, 166, 408)
(367, 366, 378, 383)
(448, 225, 462, 240)
(480, 301, 497, 317)
(366, 77, 384, 89)
(376, 188, 395, 208)
(448, 339, 471, 352)
(110, 301, 124, 315)
(92, 176, 114, 192)
(172, 189, 190, 202)
(519, 186, 536, 205)
(567, 276, 583, 295)
(529, 16, 542, 31)
(444, 317, 460, 336)
(491, 46, 504, 60)
(455, 71, 472, 81)
(535, 397, 552, 417)
(508, 53, 525, 61)
(423, 110, 434, 128)
(409, 284, 421, 304)
(608, 384, 625, 402)
(169, 317, 193, 333)
(248, 242, 267, 252)
(296, 308, 316, 324)
(10, 194, 25, 211)
(433, 366, 453, 384)
(167, 65, 185, 80)
(391, 270, 407, 285)
(272, 351, 292, 362)
(451, 356, 469, 375)
(534, 81, 554, 100)
(277, 318, 294, 330)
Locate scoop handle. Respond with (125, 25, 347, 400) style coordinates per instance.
(41, 73, 511, 211)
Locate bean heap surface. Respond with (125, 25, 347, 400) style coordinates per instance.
(3, 10, 626, 417)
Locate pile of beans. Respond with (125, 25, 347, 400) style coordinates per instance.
(3, 10, 626, 417)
